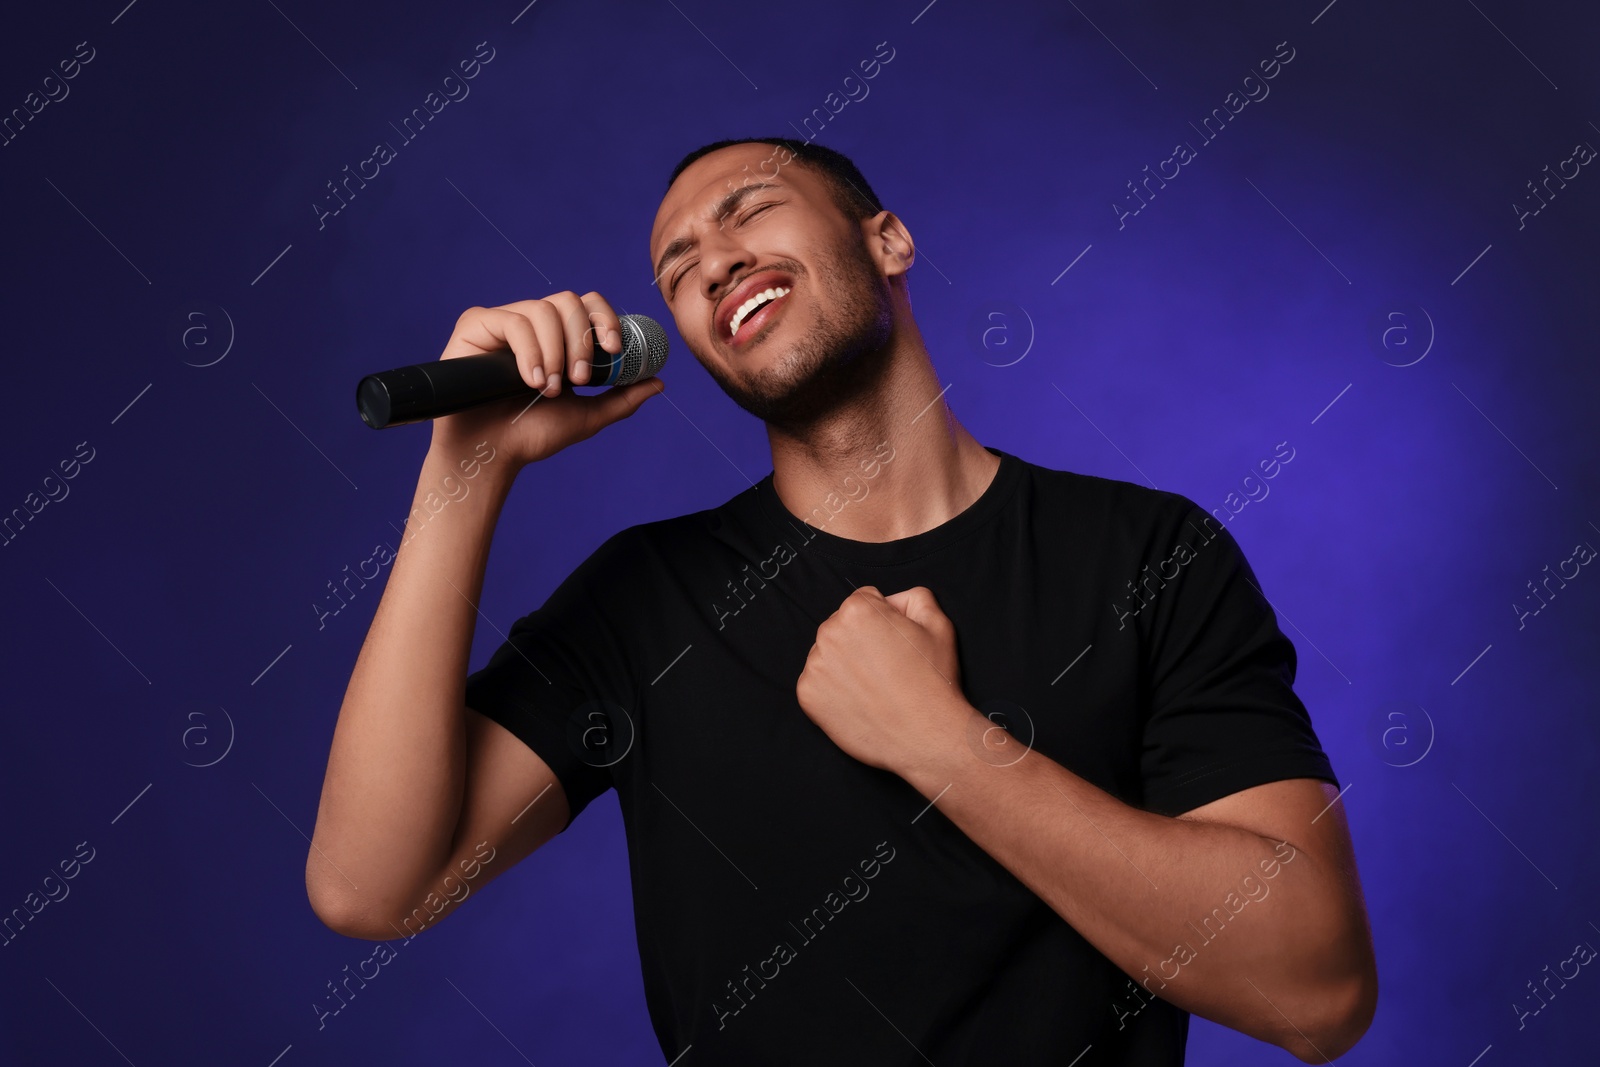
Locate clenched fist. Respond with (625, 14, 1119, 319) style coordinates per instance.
(795, 585, 977, 777)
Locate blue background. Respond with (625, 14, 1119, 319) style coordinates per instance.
(2, 0, 1597, 1063)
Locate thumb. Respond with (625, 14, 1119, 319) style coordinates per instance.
(589, 376, 665, 428)
(884, 586, 947, 630)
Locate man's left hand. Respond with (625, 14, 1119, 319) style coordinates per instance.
(795, 585, 975, 776)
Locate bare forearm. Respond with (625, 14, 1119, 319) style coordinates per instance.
(903, 698, 1363, 1054)
(308, 441, 515, 918)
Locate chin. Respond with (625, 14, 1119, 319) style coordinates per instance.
(709, 332, 890, 430)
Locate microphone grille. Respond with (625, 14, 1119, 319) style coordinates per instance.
(616, 313, 670, 384)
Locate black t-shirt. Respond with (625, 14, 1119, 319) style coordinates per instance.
(464, 446, 1338, 1065)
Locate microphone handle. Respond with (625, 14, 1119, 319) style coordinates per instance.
(358, 321, 640, 430)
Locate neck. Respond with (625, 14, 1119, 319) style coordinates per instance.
(766, 317, 1000, 543)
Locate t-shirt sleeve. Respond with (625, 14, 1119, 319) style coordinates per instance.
(1137, 499, 1339, 817)
(463, 529, 640, 831)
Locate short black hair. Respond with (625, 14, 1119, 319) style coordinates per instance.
(666, 137, 884, 223)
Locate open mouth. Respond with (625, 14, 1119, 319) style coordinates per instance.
(727, 285, 791, 347)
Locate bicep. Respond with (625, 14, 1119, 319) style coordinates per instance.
(1176, 777, 1378, 1027)
(1176, 778, 1362, 897)
(1177, 778, 1344, 846)
(459, 704, 572, 857)
(400, 707, 571, 935)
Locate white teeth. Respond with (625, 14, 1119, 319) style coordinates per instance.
(729, 286, 790, 337)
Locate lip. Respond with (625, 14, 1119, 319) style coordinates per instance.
(715, 269, 795, 344)
(727, 289, 791, 349)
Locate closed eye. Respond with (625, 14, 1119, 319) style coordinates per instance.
(670, 260, 697, 298)
(667, 200, 782, 298)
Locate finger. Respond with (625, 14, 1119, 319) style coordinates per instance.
(883, 589, 913, 615)
(498, 310, 548, 390)
(580, 290, 624, 361)
(449, 307, 546, 390)
(542, 291, 595, 388)
(525, 300, 568, 396)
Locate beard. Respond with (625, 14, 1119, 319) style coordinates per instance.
(692, 238, 894, 433)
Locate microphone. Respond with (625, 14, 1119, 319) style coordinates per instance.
(357, 313, 669, 429)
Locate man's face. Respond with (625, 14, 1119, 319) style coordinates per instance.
(649, 143, 895, 431)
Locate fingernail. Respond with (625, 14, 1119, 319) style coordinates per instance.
(531, 367, 546, 387)
(608, 328, 620, 352)
(549, 372, 561, 392)
(574, 359, 589, 381)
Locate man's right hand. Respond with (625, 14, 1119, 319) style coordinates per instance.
(429, 290, 665, 468)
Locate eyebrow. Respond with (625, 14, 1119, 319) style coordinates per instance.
(654, 181, 781, 289)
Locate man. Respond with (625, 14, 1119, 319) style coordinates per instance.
(307, 137, 1377, 1065)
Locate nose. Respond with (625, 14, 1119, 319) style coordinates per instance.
(698, 231, 752, 302)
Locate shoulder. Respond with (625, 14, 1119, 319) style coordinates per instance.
(569, 482, 763, 582)
(1007, 452, 1210, 541)
(613, 480, 762, 549)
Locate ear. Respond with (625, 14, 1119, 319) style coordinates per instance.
(862, 210, 915, 278)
